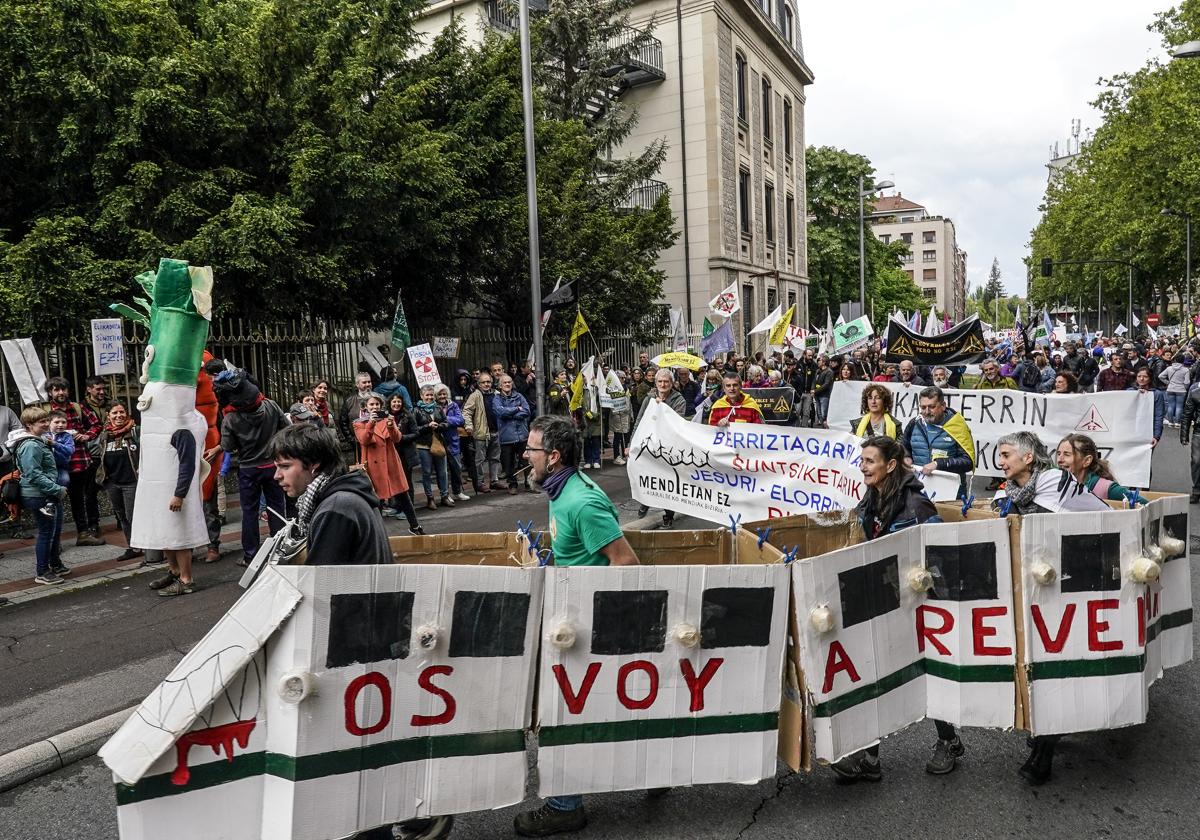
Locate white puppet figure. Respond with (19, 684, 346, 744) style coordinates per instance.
(113, 259, 213, 596)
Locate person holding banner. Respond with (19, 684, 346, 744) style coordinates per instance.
(634, 368, 687, 525)
(708, 371, 765, 426)
(831, 435, 963, 782)
(1130, 367, 1164, 448)
(1055, 434, 1133, 503)
(849, 384, 900, 439)
(901, 386, 975, 500)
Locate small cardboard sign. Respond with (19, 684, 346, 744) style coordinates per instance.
(744, 386, 795, 424)
(431, 336, 461, 358)
(91, 318, 126, 376)
(406, 343, 441, 388)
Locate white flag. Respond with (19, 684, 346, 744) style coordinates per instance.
(835, 313, 846, 327)
(1114, 323, 1128, 336)
(749, 304, 783, 334)
(1131, 311, 1140, 327)
(708, 282, 741, 317)
(923, 305, 939, 336)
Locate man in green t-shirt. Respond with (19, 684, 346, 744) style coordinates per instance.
(515, 415, 638, 836)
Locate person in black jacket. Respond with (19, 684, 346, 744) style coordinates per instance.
(831, 436, 962, 783)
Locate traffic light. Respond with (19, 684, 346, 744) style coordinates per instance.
(1040, 258, 1053, 278)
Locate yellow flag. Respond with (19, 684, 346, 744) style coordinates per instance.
(768, 304, 795, 347)
(569, 309, 590, 350)
(569, 372, 585, 411)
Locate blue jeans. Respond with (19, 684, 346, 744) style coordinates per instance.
(816, 395, 831, 425)
(584, 435, 601, 464)
(1167, 392, 1185, 424)
(418, 448, 448, 499)
(548, 794, 583, 812)
(23, 495, 64, 576)
(238, 465, 286, 560)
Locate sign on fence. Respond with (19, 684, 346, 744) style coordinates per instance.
(827, 381, 1154, 486)
(431, 337, 461, 358)
(407, 343, 441, 388)
(90, 319, 125, 376)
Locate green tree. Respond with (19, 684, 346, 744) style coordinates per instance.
(1029, 0, 1200, 327)
(805, 145, 922, 320)
(982, 258, 1003, 308)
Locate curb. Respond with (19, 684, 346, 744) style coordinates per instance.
(0, 705, 134, 793)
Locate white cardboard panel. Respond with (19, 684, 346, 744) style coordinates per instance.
(793, 519, 1016, 762)
(536, 564, 788, 796)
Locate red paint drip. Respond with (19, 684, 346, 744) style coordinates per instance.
(171, 718, 257, 786)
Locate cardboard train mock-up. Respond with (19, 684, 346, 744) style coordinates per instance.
(100, 503, 1192, 839)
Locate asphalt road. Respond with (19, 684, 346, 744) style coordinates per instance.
(2, 442, 1197, 840)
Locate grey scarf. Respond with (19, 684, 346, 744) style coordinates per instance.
(1003, 467, 1042, 514)
(295, 472, 331, 534)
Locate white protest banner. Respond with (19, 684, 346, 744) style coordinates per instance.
(91, 318, 125, 376)
(0, 338, 48, 404)
(792, 518, 1017, 761)
(105, 563, 543, 840)
(407, 342, 441, 388)
(826, 381, 1154, 487)
(627, 401, 960, 524)
(431, 336, 461, 357)
(537, 564, 788, 795)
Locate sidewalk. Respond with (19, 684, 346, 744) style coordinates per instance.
(0, 512, 257, 608)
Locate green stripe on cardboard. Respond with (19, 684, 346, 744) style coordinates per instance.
(538, 712, 779, 747)
(813, 660, 1015, 718)
(115, 728, 525, 805)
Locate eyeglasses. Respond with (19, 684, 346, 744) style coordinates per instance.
(524, 447, 548, 453)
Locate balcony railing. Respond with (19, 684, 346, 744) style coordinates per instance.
(485, 0, 546, 32)
(616, 178, 667, 211)
(607, 26, 665, 86)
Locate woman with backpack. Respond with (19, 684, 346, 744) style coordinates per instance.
(6, 406, 69, 585)
(94, 403, 146, 563)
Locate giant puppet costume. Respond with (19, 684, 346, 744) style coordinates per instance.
(112, 259, 213, 552)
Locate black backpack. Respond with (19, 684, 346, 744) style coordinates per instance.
(1019, 361, 1041, 391)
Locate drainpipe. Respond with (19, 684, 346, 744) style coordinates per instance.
(676, 0, 694, 335)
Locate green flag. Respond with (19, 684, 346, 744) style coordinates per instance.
(390, 294, 411, 352)
(702, 317, 715, 339)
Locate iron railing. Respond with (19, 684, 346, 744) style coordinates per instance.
(608, 26, 665, 83)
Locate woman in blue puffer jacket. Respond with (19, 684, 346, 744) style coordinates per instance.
(492, 374, 531, 495)
(435, 384, 470, 502)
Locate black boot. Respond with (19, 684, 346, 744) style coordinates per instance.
(1018, 736, 1056, 786)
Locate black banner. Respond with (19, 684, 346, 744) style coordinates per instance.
(883, 317, 987, 364)
(745, 387, 796, 424)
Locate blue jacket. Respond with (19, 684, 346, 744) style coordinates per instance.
(492, 391, 530, 444)
(9, 432, 64, 500)
(902, 406, 975, 499)
(440, 401, 465, 457)
(375, 380, 413, 410)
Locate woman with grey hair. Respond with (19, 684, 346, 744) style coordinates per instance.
(633, 368, 687, 526)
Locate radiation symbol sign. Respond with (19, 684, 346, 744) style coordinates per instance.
(889, 335, 914, 357)
(1074, 404, 1109, 433)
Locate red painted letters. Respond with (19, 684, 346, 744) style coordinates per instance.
(344, 672, 391, 736)
(411, 665, 457, 727)
(616, 660, 659, 710)
(1030, 603, 1076, 654)
(971, 606, 1012, 657)
(679, 658, 724, 712)
(916, 605, 954, 656)
(821, 641, 861, 694)
(1087, 599, 1123, 652)
(552, 662, 602, 715)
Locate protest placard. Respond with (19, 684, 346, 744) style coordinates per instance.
(431, 336, 461, 357)
(406, 342, 441, 388)
(91, 318, 126, 376)
(826, 381, 1154, 486)
(627, 401, 961, 525)
(0, 338, 48, 404)
(745, 386, 795, 424)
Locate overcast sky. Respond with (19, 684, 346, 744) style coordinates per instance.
(802, 1, 1168, 295)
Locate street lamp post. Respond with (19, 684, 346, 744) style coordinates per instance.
(1162, 208, 1192, 335)
(517, 0, 545, 414)
(858, 176, 895, 320)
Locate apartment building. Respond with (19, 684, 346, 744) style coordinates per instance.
(869, 195, 967, 319)
(414, 0, 814, 351)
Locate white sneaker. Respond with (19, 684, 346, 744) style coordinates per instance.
(592, 462, 602, 469)
(581, 463, 591, 470)
(614, 456, 626, 465)
(455, 492, 471, 501)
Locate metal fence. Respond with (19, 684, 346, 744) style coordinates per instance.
(2, 318, 371, 411)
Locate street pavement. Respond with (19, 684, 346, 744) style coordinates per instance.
(2, 442, 1198, 839)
